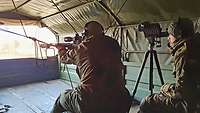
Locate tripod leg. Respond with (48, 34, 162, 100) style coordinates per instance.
(153, 50, 164, 85)
(149, 51, 154, 94)
(132, 51, 150, 98)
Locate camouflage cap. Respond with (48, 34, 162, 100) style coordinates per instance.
(168, 22, 180, 38)
(168, 18, 194, 39)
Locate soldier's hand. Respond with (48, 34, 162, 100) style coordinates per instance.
(160, 83, 176, 97)
(55, 44, 66, 51)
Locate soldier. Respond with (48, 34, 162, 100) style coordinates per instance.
(51, 21, 132, 113)
(138, 18, 200, 113)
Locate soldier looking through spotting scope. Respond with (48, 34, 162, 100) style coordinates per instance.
(137, 18, 200, 113)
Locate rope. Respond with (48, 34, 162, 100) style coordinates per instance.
(34, 40, 39, 65)
(65, 64, 74, 89)
(49, 0, 79, 89)
(11, 0, 47, 64)
(11, 0, 28, 37)
(0, 27, 53, 61)
(105, 0, 128, 33)
(50, 0, 78, 34)
(0, 27, 47, 44)
(38, 42, 44, 60)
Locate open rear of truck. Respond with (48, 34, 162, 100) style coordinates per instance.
(0, 0, 200, 112)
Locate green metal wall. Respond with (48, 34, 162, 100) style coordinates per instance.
(60, 64, 80, 87)
(124, 62, 174, 101)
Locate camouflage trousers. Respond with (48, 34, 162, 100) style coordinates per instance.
(138, 83, 200, 113)
(51, 87, 82, 113)
(51, 86, 132, 113)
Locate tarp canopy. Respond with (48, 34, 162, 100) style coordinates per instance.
(0, 0, 200, 66)
(0, 0, 200, 36)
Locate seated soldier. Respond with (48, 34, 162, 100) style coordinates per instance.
(137, 18, 200, 113)
(51, 21, 132, 113)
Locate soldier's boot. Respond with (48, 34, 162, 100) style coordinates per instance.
(51, 97, 66, 113)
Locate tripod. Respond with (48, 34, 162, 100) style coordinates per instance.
(132, 42, 165, 98)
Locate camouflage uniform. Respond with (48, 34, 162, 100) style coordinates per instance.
(51, 32, 132, 113)
(138, 18, 200, 113)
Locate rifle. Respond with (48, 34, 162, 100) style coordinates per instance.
(40, 36, 82, 49)
(39, 43, 74, 49)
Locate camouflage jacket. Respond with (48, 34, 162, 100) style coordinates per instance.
(170, 33, 200, 99)
(58, 35, 125, 94)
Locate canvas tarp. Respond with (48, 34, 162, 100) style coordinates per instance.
(0, 0, 200, 36)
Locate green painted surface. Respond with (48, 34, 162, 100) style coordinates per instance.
(60, 64, 80, 84)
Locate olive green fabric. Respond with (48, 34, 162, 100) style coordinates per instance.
(1, 0, 200, 36)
